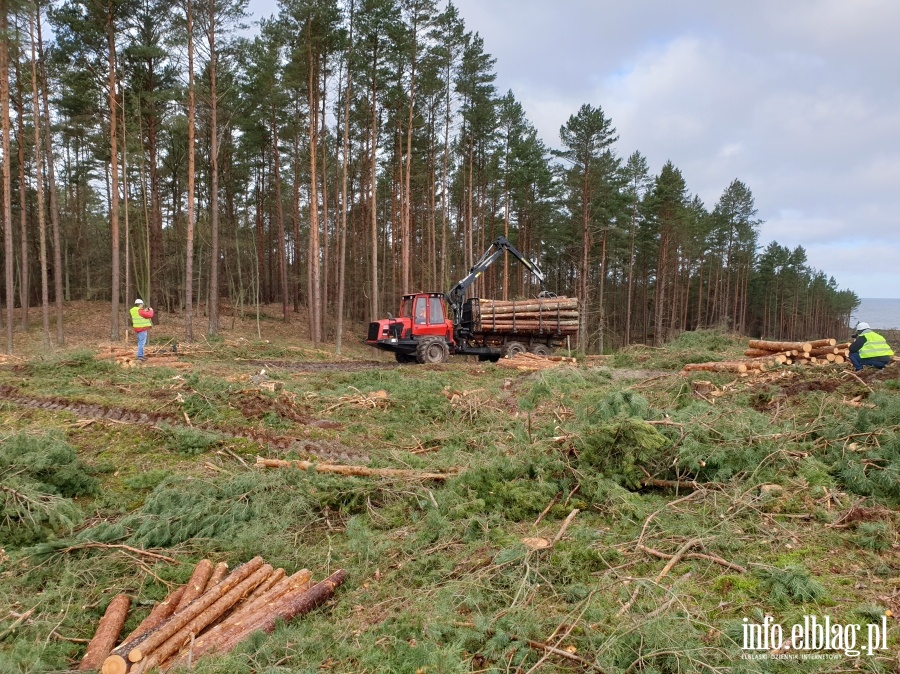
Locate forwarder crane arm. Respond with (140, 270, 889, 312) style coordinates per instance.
(446, 236, 552, 322)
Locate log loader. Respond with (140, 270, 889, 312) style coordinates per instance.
(365, 237, 579, 364)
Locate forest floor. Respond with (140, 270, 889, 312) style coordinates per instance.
(0, 302, 898, 673)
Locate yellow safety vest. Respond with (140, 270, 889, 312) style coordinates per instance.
(130, 306, 152, 329)
(858, 331, 893, 358)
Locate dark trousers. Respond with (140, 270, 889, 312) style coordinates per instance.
(849, 352, 890, 371)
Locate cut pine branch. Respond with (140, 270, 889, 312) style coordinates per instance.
(78, 594, 130, 671)
(256, 457, 458, 481)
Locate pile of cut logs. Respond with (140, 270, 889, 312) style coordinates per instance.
(683, 338, 850, 374)
(77, 557, 345, 673)
(743, 339, 849, 366)
(472, 297, 579, 336)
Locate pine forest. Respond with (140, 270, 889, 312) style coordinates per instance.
(0, 0, 859, 355)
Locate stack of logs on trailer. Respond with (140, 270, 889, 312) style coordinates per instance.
(683, 338, 850, 374)
(467, 297, 579, 336)
(75, 557, 344, 673)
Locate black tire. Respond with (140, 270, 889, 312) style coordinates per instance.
(395, 352, 417, 363)
(530, 344, 553, 357)
(416, 337, 450, 364)
(505, 341, 527, 358)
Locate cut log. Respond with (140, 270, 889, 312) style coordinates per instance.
(809, 338, 837, 348)
(748, 340, 812, 353)
(256, 457, 458, 481)
(169, 570, 346, 668)
(834, 355, 845, 364)
(207, 562, 229, 589)
(683, 361, 748, 373)
(128, 564, 274, 674)
(476, 298, 578, 313)
(102, 557, 264, 674)
(808, 346, 839, 357)
(174, 559, 213, 612)
(242, 568, 286, 605)
(121, 586, 186, 644)
(79, 594, 131, 671)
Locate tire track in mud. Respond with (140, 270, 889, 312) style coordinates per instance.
(235, 359, 401, 372)
(0, 385, 370, 464)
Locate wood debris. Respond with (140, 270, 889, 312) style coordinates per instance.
(90, 557, 344, 673)
(95, 347, 190, 370)
(323, 387, 390, 412)
(256, 456, 458, 481)
(495, 352, 577, 371)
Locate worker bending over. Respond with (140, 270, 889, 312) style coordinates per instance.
(848, 322, 894, 372)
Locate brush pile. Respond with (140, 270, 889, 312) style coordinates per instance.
(95, 346, 189, 370)
(76, 557, 345, 673)
(682, 338, 850, 374)
(496, 352, 577, 371)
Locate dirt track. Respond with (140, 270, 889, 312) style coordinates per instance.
(0, 385, 370, 464)
(234, 359, 400, 372)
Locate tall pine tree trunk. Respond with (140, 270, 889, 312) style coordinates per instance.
(307, 19, 321, 342)
(184, 0, 195, 342)
(335, 0, 353, 355)
(30, 12, 50, 345)
(0, 0, 12, 352)
(368, 39, 379, 320)
(207, 0, 219, 336)
(271, 105, 288, 321)
(14, 43, 28, 332)
(107, 1, 121, 340)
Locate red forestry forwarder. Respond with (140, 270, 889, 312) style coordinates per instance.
(365, 237, 580, 364)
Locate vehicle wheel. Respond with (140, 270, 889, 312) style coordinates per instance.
(395, 352, 417, 363)
(530, 344, 553, 357)
(416, 337, 449, 364)
(505, 341, 527, 358)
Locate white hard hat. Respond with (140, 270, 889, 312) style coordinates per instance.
(134, 298, 144, 305)
(855, 322, 870, 332)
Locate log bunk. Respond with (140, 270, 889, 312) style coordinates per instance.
(73, 557, 344, 673)
(682, 338, 851, 374)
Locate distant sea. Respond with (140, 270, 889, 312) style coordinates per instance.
(854, 298, 900, 330)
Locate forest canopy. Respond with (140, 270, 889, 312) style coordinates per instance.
(0, 0, 858, 354)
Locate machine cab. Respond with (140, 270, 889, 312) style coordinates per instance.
(400, 293, 452, 338)
(365, 292, 454, 348)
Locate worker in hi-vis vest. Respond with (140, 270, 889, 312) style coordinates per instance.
(130, 299, 154, 361)
(848, 322, 894, 372)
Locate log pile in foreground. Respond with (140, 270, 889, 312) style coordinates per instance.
(495, 352, 577, 371)
(79, 557, 344, 673)
(682, 337, 850, 374)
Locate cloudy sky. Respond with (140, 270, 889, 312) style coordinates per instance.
(249, 1, 900, 298)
